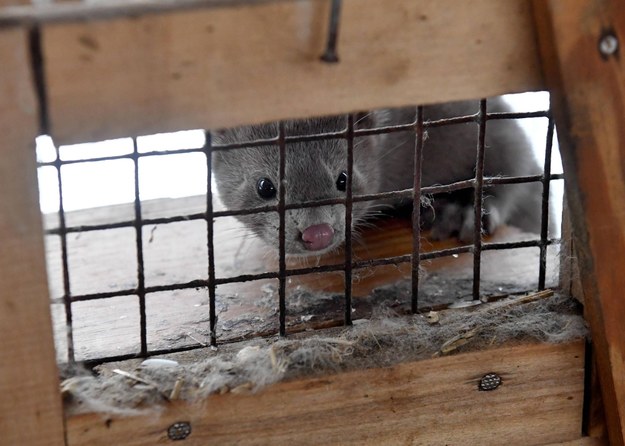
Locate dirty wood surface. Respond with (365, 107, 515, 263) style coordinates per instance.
(65, 341, 585, 446)
(45, 195, 560, 362)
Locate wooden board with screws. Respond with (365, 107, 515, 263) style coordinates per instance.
(66, 341, 586, 446)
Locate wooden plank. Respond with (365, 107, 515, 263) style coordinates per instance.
(66, 341, 585, 446)
(0, 28, 66, 446)
(532, 1, 625, 444)
(41, 0, 544, 145)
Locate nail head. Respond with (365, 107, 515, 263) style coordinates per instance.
(168, 422, 192, 441)
(599, 32, 619, 58)
(479, 373, 502, 391)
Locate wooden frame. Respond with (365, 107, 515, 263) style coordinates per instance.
(0, 27, 65, 446)
(0, 0, 623, 444)
(38, 0, 543, 144)
(67, 342, 586, 446)
(534, 1, 625, 444)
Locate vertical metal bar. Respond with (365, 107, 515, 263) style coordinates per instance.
(344, 115, 354, 325)
(28, 26, 49, 135)
(132, 138, 147, 356)
(55, 149, 75, 363)
(538, 113, 555, 290)
(472, 99, 487, 301)
(205, 131, 217, 346)
(320, 0, 342, 63)
(278, 122, 287, 336)
(37, 22, 75, 362)
(411, 106, 424, 313)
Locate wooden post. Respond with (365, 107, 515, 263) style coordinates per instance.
(534, 0, 625, 444)
(0, 28, 66, 445)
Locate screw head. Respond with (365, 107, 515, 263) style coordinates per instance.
(599, 32, 619, 58)
(478, 373, 502, 391)
(168, 422, 192, 441)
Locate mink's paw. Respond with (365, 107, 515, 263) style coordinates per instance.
(429, 202, 464, 241)
(457, 203, 502, 242)
(430, 202, 502, 242)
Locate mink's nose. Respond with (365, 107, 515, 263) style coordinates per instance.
(301, 224, 335, 251)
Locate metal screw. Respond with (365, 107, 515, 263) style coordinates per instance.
(167, 422, 192, 441)
(478, 373, 502, 391)
(599, 31, 619, 58)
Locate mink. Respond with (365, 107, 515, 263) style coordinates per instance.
(212, 98, 543, 255)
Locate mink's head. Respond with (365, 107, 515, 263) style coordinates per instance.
(212, 116, 381, 255)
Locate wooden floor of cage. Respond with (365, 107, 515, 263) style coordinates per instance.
(45, 194, 563, 363)
(48, 194, 596, 446)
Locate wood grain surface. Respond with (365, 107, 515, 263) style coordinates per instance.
(40, 0, 543, 144)
(66, 341, 585, 446)
(0, 27, 65, 446)
(533, 0, 625, 444)
(45, 195, 560, 362)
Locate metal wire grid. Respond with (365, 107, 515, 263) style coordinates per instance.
(39, 103, 560, 365)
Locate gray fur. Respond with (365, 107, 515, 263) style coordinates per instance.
(212, 98, 544, 255)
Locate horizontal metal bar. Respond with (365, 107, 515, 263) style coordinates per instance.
(45, 213, 207, 235)
(49, 236, 559, 304)
(76, 283, 557, 367)
(37, 146, 206, 167)
(37, 109, 552, 165)
(486, 110, 550, 120)
(0, 0, 296, 28)
(483, 238, 559, 251)
(44, 173, 563, 235)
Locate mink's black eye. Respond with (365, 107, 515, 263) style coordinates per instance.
(336, 171, 348, 192)
(256, 178, 277, 199)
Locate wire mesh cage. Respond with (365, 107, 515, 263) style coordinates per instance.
(38, 94, 566, 366)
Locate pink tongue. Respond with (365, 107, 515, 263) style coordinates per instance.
(301, 224, 335, 251)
